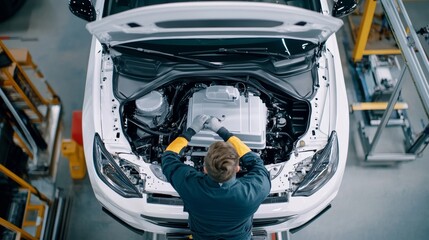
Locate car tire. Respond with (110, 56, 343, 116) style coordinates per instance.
(0, 0, 26, 22)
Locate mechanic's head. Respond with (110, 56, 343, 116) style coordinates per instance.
(204, 141, 240, 183)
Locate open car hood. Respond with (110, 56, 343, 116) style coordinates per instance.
(87, 2, 343, 46)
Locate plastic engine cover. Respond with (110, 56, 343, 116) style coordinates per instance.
(187, 86, 267, 149)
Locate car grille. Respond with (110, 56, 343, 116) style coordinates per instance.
(262, 193, 289, 204)
(148, 193, 288, 206)
(141, 213, 292, 231)
(147, 193, 184, 205)
(253, 216, 294, 227)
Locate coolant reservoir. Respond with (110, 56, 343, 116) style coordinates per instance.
(135, 91, 168, 127)
(135, 91, 166, 117)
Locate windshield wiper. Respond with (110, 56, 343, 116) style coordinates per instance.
(114, 45, 223, 68)
(179, 48, 290, 58)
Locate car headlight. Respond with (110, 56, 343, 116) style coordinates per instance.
(93, 133, 142, 198)
(266, 163, 284, 180)
(292, 131, 339, 197)
(149, 164, 168, 182)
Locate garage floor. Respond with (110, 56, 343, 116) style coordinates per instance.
(1, 1, 428, 239)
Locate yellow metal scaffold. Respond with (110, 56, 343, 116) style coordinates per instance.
(0, 164, 52, 240)
(351, 0, 401, 62)
(0, 40, 62, 174)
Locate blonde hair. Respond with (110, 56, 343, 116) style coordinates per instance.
(204, 141, 239, 183)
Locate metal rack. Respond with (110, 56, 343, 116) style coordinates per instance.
(350, 0, 429, 162)
(0, 40, 62, 174)
(0, 164, 51, 240)
(0, 163, 71, 240)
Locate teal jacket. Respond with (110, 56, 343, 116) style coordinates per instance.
(162, 127, 271, 240)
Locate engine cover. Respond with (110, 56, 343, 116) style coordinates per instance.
(187, 86, 267, 149)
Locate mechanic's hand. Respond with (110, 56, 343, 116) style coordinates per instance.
(205, 117, 223, 132)
(189, 115, 210, 133)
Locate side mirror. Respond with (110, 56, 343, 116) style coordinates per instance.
(332, 0, 358, 18)
(69, 0, 96, 22)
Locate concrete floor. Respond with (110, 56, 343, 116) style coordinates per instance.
(1, 1, 429, 239)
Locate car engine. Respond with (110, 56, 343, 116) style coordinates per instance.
(187, 85, 267, 149)
(122, 79, 310, 171)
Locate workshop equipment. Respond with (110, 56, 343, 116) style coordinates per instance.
(0, 163, 70, 240)
(350, 0, 429, 163)
(61, 111, 86, 179)
(0, 40, 62, 174)
(61, 140, 86, 180)
(8, 48, 43, 78)
(349, 0, 401, 62)
(353, 54, 409, 126)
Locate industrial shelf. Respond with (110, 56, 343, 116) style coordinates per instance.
(0, 40, 62, 175)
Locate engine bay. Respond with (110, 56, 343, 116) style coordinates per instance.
(121, 77, 311, 171)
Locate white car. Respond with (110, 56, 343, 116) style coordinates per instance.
(70, 0, 353, 237)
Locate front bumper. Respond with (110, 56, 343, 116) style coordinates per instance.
(86, 151, 342, 234)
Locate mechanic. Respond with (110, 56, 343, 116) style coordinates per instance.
(161, 115, 271, 240)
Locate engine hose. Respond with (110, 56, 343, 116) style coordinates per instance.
(165, 85, 182, 120)
(127, 117, 174, 136)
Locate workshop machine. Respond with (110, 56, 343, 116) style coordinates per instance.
(349, 0, 429, 162)
(355, 54, 409, 126)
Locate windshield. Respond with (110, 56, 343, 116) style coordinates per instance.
(103, 0, 321, 17)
